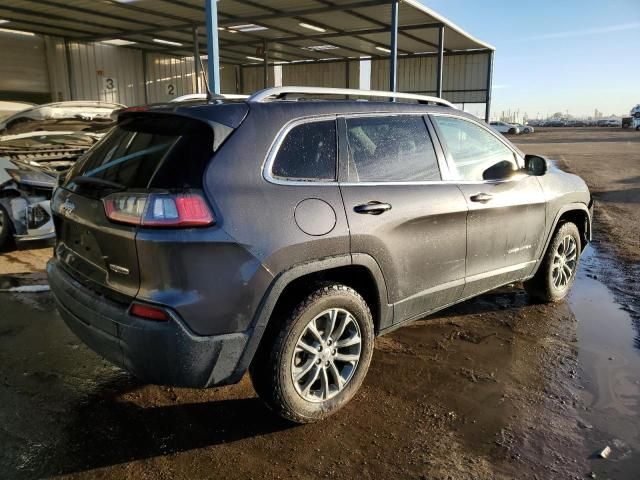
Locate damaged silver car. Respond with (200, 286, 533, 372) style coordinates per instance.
(0, 101, 124, 249)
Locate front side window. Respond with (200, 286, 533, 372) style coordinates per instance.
(432, 116, 518, 181)
(345, 115, 441, 182)
(271, 120, 337, 181)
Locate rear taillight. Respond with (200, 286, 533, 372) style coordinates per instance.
(103, 192, 214, 227)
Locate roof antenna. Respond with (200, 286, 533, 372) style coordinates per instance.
(198, 54, 212, 101)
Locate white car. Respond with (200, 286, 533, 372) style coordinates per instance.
(515, 123, 534, 134)
(489, 121, 520, 135)
(0, 101, 124, 136)
(0, 101, 35, 121)
(0, 102, 123, 249)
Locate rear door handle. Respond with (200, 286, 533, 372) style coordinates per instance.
(470, 192, 493, 203)
(353, 202, 392, 215)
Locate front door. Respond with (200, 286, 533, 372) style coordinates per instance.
(430, 115, 547, 297)
(338, 114, 468, 328)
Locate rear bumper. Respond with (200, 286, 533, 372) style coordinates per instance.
(47, 258, 249, 388)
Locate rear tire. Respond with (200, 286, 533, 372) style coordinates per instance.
(250, 284, 374, 424)
(525, 222, 581, 303)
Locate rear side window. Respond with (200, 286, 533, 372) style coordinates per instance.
(432, 116, 518, 182)
(345, 116, 441, 182)
(271, 120, 337, 181)
(66, 115, 213, 193)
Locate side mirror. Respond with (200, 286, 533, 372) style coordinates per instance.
(524, 155, 549, 176)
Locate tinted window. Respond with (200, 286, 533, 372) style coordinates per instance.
(433, 116, 518, 181)
(271, 120, 336, 181)
(67, 115, 213, 193)
(345, 116, 440, 182)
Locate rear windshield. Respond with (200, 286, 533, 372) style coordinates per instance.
(65, 115, 213, 194)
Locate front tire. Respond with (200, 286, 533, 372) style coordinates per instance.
(250, 284, 374, 423)
(525, 222, 581, 303)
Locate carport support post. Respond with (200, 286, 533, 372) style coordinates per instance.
(142, 50, 148, 104)
(389, 0, 399, 98)
(205, 0, 221, 95)
(193, 26, 201, 94)
(263, 40, 269, 88)
(436, 25, 444, 98)
(484, 50, 494, 122)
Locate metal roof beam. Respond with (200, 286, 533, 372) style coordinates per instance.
(217, 7, 357, 60)
(78, 3, 344, 62)
(216, 24, 443, 48)
(24, 0, 170, 32)
(0, 5, 116, 34)
(314, 0, 449, 52)
(0, 14, 96, 37)
(216, 0, 392, 25)
(101, 0, 200, 24)
(229, 0, 386, 57)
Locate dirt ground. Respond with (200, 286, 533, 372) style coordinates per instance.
(1, 127, 639, 479)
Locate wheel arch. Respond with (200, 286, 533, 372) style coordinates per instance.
(231, 254, 392, 381)
(531, 202, 592, 276)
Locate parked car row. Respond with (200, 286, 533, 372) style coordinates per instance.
(528, 118, 627, 128)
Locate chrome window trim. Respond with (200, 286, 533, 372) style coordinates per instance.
(263, 111, 528, 187)
(263, 115, 339, 186)
(337, 173, 530, 187)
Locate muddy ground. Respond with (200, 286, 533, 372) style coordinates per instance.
(1, 128, 639, 479)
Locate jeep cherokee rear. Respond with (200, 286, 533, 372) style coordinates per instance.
(48, 87, 593, 423)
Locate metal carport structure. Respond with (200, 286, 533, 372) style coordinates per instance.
(0, 0, 495, 119)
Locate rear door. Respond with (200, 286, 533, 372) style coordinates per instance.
(338, 114, 468, 327)
(430, 114, 547, 297)
(52, 114, 214, 298)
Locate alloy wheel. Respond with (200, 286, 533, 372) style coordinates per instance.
(552, 235, 577, 289)
(291, 308, 362, 402)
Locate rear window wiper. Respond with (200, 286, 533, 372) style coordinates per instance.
(71, 175, 126, 191)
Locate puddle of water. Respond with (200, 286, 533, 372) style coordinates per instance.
(568, 245, 640, 478)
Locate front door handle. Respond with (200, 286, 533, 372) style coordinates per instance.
(470, 192, 493, 203)
(354, 202, 392, 215)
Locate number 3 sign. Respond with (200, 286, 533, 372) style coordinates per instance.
(102, 77, 118, 91)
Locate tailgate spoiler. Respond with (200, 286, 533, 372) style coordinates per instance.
(116, 102, 249, 151)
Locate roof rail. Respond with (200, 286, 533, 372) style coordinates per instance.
(170, 93, 249, 102)
(248, 87, 455, 108)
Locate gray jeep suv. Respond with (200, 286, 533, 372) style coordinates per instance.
(47, 87, 593, 423)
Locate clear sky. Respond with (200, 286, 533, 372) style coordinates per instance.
(420, 0, 640, 118)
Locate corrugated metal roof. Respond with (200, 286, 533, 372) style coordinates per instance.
(0, 0, 494, 64)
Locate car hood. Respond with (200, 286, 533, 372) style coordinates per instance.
(0, 101, 124, 135)
(0, 131, 104, 179)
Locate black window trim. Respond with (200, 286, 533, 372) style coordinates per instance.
(429, 112, 527, 185)
(264, 115, 339, 185)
